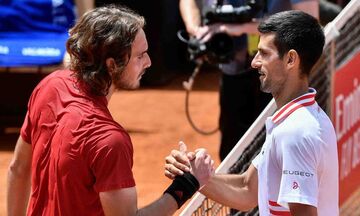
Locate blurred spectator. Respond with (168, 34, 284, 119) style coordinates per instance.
(75, 0, 94, 16)
(0, 0, 80, 67)
(63, 0, 94, 66)
(320, 0, 342, 26)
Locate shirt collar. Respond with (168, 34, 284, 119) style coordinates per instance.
(271, 88, 316, 124)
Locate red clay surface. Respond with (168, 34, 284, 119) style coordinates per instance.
(0, 71, 221, 215)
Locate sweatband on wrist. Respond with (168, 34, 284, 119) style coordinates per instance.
(164, 172, 200, 208)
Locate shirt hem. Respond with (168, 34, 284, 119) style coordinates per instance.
(278, 194, 318, 209)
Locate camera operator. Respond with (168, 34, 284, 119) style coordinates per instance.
(179, 0, 319, 161)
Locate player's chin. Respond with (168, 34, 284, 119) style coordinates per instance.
(134, 78, 142, 88)
(115, 81, 140, 90)
(126, 83, 140, 90)
(133, 83, 141, 89)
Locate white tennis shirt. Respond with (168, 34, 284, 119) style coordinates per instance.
(252, 88, 339, 216)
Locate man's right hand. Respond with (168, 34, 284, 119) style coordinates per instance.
(164, 141, 214, 187)
(195, 24, 223, 43)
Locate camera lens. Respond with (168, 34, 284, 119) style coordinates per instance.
(207, 33, 234, 63)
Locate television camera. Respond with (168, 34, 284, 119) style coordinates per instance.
(183, 0, 264, 64)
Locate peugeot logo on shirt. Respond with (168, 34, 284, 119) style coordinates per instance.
(282, 170, 314, 177)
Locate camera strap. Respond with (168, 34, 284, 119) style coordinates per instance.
(183, 61, 219, 135)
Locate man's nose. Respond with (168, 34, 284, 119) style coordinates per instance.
(145, 53, 151, 68)
(251, 52, 261, 69)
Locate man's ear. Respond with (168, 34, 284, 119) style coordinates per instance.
(105, 58, 116, 75)
(286, 49, 299, 69)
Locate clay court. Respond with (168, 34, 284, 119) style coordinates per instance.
(0, 71, 222, 215)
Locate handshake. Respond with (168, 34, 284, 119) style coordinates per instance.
(163, 141, 215, 208)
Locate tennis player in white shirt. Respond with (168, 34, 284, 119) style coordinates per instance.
(165, 10, 339, 216)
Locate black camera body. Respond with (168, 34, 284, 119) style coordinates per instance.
(188, 32, 234, 64)
(187, 0, 264, 64)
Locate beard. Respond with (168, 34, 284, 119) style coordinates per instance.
(259, 81, 271, 93)
(111, 67, 143, 90)
(258, 73, 271, 93)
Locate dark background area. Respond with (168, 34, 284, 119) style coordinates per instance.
(0, 73, 47, 131)
(97, 0, 195, 85)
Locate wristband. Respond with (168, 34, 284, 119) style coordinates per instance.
(164, 172, 200, 208)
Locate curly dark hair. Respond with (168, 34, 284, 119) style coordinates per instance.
(66, 5, 145, 95)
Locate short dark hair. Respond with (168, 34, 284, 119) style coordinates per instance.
(258, 10, 325, 76)
(66, 5, 145, 95)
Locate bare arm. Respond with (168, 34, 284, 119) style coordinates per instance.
(289, 203, 318, 216)
(179, 0, 202, 35)
(100, 187, 178, 216)
(200, 164, 258, 211)
(74, 0, 94, 17)
(7, 136, 32, 216)
(218, 22, 260, 36)
(101, 142, 213, 216)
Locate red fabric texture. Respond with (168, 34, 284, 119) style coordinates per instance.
(21, 70, 135, 216)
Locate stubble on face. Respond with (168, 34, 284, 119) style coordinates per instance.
(112, 67, 141, 90)
(112, 29, 149, 91)
(258, 72, 270, 93)
(255, 34, 286, 96)
(259, 64, 286, 96)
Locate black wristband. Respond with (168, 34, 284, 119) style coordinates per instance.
(164, 172, 200, 208)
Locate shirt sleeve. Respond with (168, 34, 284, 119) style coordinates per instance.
(277, 132, 321, 208)
(20, 111, 32, 144)
(20, 86, 38, 145)
(87, 130, 136, 193)
(252, 153, 261, 169)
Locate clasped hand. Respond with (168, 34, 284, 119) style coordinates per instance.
(164, 141, 215, 187)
